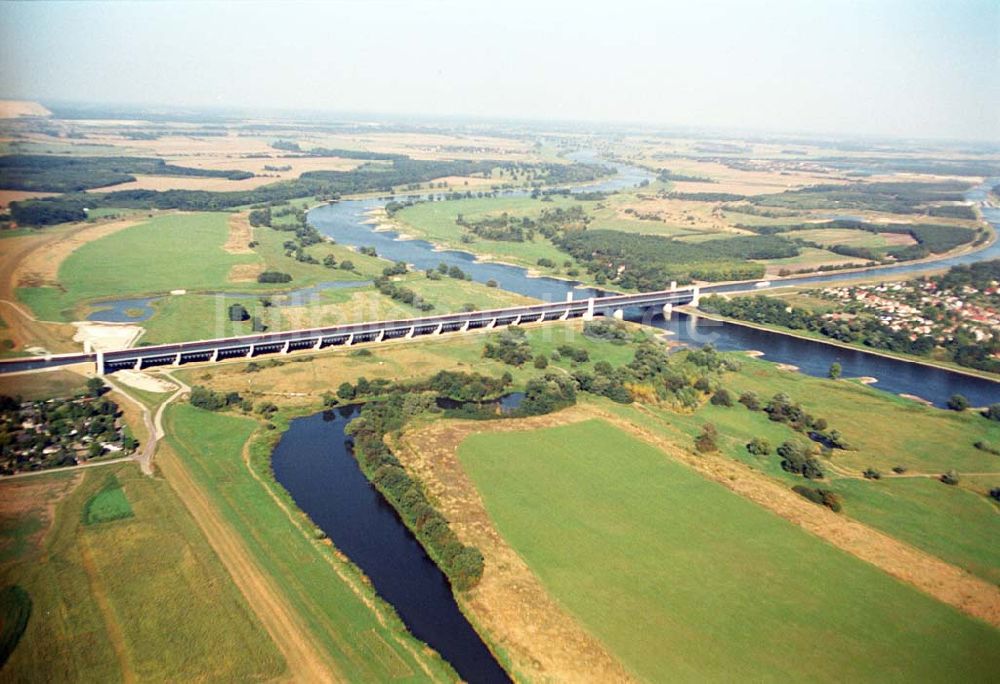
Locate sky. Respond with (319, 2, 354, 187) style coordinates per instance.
(1, 0, 997, 141)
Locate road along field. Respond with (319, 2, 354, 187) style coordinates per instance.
(455, 417, 1000, 682)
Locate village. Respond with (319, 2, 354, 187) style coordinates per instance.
(0, 390, 136, 475)
(813, 274, 1000, 346)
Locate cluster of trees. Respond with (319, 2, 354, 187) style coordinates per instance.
(752, 180, 973, 215)
(425, 262, 470, 281)
(667, 192, 746, 202)
(582, 320, 631, 345)
(777, 441, 825, 479)
(0, 154, 253, 192)
(188, 386, 247, 412)
(456, 205, 591, 244)
(483, 327, 534, 366)
(741, 218, 977, 260)
(657, 169, 714, 183)
(345, 394, 485, 590)
(373, 276, 434, 312)
(520, 374, 578, 415)
(257, 271, 292, 283)
(553, 230, 789, 288)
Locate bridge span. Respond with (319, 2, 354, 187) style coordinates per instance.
(0, 286, 699, 376)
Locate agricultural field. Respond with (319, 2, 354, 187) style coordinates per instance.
(458, 419, 999, 681)
(0, 462, 286, 681)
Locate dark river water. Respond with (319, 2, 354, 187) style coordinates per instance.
(271, 403, 513, 683)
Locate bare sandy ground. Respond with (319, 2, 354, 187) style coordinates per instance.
(72, 322, 143, 352)
(0, 100, 51, 118)
(0, 190, 58, 209)
(14, 217, 144, 288)
(112, 370, 177, 393)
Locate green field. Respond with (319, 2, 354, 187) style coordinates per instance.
(394, 195, 588, 274)
(0, 463, 286, 681)
(82, 474, 134, 525)
(163, 402, 455, 681)
(14, 211, 391, 322)
(459, 419, 1000, 682)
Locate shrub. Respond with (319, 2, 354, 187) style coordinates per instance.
(533, 354, 548, 369)
(983, 404, 1000, 422)
(863, 468, 881, 480)
(694, 423, 718, 453)
(939, 470, 960, 485)
(828, 362, 842, 380)
(892, 465, 908, 474)
(947, 394, 969, 411)
(738, 391, 761, 411)
(973, 440, 1000, 455)
(710, 388, 734, 407)
(339, 260, 354, 270)
(228, 303, 249, 321)
(257, 270, 292, 283)
(778, 441, 824, 479)
(746, 437, 771, 456)
(989, 487, 1000, 503)
(792, 485, 842, 512)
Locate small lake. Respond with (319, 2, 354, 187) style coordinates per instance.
(271, 404, 511, 683)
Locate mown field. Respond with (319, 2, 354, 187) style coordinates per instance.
(458, 419, 1000, 682)
(162, 402, 456, 681)
(0, 462, 286, 681)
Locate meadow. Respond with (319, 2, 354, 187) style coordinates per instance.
(161, 402, 456, 681)
(458, 419, 1000, 682)
(0, 462, 286, 682)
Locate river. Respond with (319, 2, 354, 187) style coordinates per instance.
(307, 161, 1000, 407)
(271, 403, 513, 683)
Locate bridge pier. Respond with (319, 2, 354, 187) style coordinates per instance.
(172, 352, 182, 366)
(487, 318, 496, 329)
(376, 330, 385, 343)
(346, 333, 354, 346)
(210, 349, 219, 362)
(512, 315, 522, 326)
(313, 338, 323, 350)
(405, 326, 415, 339)
(583, 297, 595, 321)
(460, 321, 470, 332)
(559, 308, 569, 321)
(535, 312, 545, 323)
(691, 285, 701, 307)
(433, 323, 443, 335)
(612, 308, 624, 320)
(246, 345, 255, 358)
(96, 351, 105, 376)
(662, 302, 673, 318)
(281, 341, 291, 354)
(133, 358, 142, 371)
(670, 281, 677, 292)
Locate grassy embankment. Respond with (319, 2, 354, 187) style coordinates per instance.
(458, 419, 1000, 682)
(161, 401, 457, 681)
(0, 462, 286, 681)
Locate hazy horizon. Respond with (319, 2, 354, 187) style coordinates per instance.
(1, 0, 998, 142)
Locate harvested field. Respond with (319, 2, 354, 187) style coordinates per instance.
(224, 212, 255, 254)
(0, 190, 57, 209)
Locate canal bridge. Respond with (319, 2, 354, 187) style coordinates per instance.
(0, 286, 700, 376)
